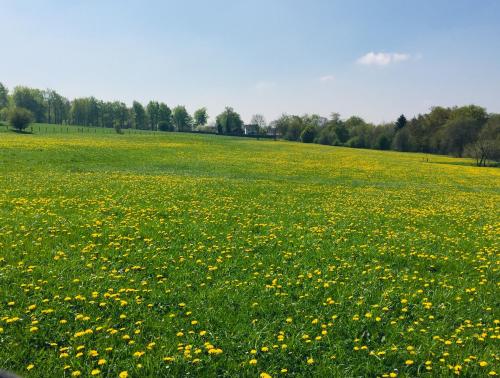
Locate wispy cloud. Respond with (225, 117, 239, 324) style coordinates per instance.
(319, 75, 335, 82)
(254, 81, 276, 90)
(356, 52, 410, 66)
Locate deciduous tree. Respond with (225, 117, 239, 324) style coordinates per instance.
(193, 107, 208, 127)
(8, 107, 34, 131)
(172, 105, 192, 131)
(216, 107, 243, 135)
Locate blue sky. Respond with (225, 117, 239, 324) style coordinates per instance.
(1, 0, 499, 124)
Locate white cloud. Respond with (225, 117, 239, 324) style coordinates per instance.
(319, 75, 335, 82)
(254, 81, 276, 90)
(356, 52, 410, 66)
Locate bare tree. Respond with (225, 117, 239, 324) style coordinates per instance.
(250, 114, 266, 130)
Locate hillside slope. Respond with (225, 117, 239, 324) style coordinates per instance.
(0, 131, 498, 377)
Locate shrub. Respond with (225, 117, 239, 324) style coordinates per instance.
(114, 121, 123, 134)
(347, 136, 361, 148)
(8, 107, 34, 131)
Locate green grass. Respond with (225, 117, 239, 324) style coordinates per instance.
(0, 128, 498, 377)
(0, 123, 157, 135)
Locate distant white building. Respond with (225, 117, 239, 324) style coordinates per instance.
(243, 124, 259, 135)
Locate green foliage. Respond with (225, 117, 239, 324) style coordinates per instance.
(394, 114, 407, 131)
(443, 117, 483, 157)
(147, 101, 160, 130)
(0, 82, 8, 110)
(300, 125, 316, 143)
(114, 120, 123, 134)
(2, 82, 497, 163)
(172, 105, 192, 131)
(317, 126, 338, 145)
(110, 102, 129, 129)
(8, 107, 34, 130)
(158, 103, 173, 130)
(449, 105, 487, 124)
(376, 134, 391, 150)
(193, 107, 208, 127)
(132, 101, 147, 129)
(12, 86, 46, 122)
(464, 119, 500, 166)
(333, 123, 349, 144)
(0, 108, 9, 122)
(44, 89, 70, 124)
(71, 97, 101, 126)
(392, 128, 413, 152)
(215, 107, 243, 134)
(158, 120, 174, 131)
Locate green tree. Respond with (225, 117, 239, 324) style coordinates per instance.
(114, 120, 123, 134)
(97, 101, 126, 129)
(465, 117, 500, 166)
(376, 134, 391, 150)
(333, 123, 349, 144)
(112, 102, 129, 130)
(345, 116, 371, 148)
(172, 105, 192, 131)
(317, 115, 348, 146)
(392, 127, 414, 151)
(449, 105, 488, 124)
(8, 107, 34, 131)
(158, 103, 173, 131)
(317, 126, 338, 145)
(0, 82, 8, 110)
(443, 117, 484, 157)
(300, 125, 316, 143)
(44, 89, 70, 124)
(69, 97, 100, 126)
(425, 106, 452, 153)
(395, 114, 407, 131)
(271, 114, 304, 141)
(272, 114, 292, 138)
(216, 107, 243, 135)
(12, 86, 46, 122)
(132, 101, 147, 129)
(193, 107, 208, 128)
(70, 98, 89, 126)
(146, 101, 160, 130)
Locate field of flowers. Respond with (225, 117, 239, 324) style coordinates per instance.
(0, 129, 498, 377)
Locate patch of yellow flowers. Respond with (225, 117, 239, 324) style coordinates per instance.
(0, 131, 498, 376)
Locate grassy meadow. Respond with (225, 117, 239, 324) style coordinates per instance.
(0, 125, 498, 377)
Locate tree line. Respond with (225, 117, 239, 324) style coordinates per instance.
(0, 82, 498, 165)
(271, 106, 499, 166)
(0, 84, 212, 132)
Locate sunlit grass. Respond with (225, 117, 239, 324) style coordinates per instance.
(0, 130, 498, 377)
